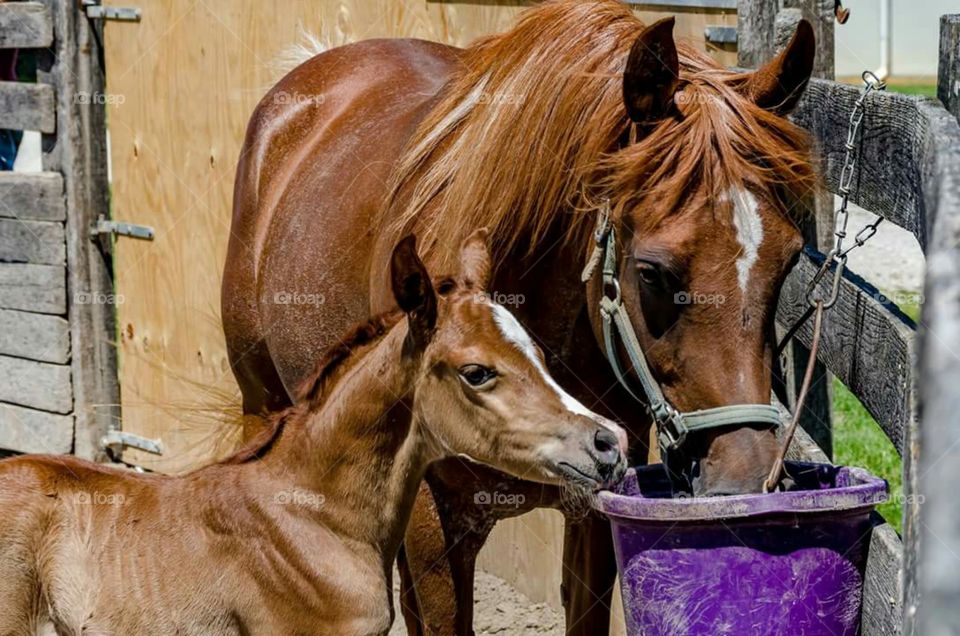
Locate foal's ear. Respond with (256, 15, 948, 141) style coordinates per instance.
(391, 235, 437, 349)
(623, 17, 680, 124)
(742, 19, 815, 115)
(458, 228, 492, 291)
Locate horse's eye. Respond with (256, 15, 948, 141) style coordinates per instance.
(636, 262, 661, 286)
(459, 364, 497, 388)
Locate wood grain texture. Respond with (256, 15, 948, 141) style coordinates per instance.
(0, 81, 55, 133)
(914, 25, 960, 634)
(37, 0, 118, 461)
(792, 79, 930, 248)
(736, 0, 775, 68)
(0, 262, 65, 314)
(862, 518, 904, 636)
(0, 402, 72, 455)
(0, 355, 72, 413)
(0, 218, 65, 265)
(939, 15, 960, 120)
(777, 249, 916, 455)
(0, 172, 65, 221)
(0, 2, 53, 49)
(0, 308, 70, 364)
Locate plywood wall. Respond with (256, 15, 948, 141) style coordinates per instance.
(103, 0, 733, 472)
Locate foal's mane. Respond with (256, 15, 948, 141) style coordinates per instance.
(384, 0, 816, 264)
(222, 310, 403, 464)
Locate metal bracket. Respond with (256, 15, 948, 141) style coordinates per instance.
(82, 1, 141, 22)
(704, 26, 737, 45)
(91, 215, 155, 240)
(101, 430, 164, 456)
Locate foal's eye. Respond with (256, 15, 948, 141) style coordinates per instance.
(459, 364, 497, 388)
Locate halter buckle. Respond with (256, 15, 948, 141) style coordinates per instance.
(652, 402, 687, 450)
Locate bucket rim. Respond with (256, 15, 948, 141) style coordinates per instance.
(595, 462, 888, 522)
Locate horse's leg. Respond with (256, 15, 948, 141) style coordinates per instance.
(561, 515, 618, 636)
(402, 475, 495, 636)
(397, 531, 426, 635)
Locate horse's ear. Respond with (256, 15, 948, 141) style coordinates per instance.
(623, 17, 680, 124)
(742, 19, 815, 115)
(458, 228, 492, 291)
(390, 235, 437, 349)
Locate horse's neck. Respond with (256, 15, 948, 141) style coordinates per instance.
(254, 324, 433, 561)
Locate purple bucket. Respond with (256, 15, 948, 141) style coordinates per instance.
(595, 462, 888, 636)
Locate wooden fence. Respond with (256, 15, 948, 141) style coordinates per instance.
(0, 1, 116, 460)
(3, 1, 960, 634)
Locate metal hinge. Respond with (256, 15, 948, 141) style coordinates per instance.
(101, 430, 164, 456)
(81, 1, 141, 22)
(91, 215, 155, 240)
(704, 26, 737, 45)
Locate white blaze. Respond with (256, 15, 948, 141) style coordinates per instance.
(730, 187, 764, 295)
(489, 304, 610, 425)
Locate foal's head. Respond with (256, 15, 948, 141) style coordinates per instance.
(597, 18, 817, 495)
(392, 231, 628, 487)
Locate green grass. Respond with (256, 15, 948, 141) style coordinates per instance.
(885, 81, 938, 99)
(829, 294, 919, 534)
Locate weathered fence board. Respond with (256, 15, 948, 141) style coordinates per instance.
(0, 355, 72, 413)
(0, 172, 65, 221)
(778, 249, 916, 454)
(0, 2, 52, 49)
(915, 15, 960, 633)
(0, 218, 65, 265)
(0, 263, 65, 314)
(0, 81, 56, 133)
(793, 80, 930, 249)
(939, 15, 960, 120)
(0, 402, 72, 455)
(863, 519, 905, 636)
(0, 308, 69, 364)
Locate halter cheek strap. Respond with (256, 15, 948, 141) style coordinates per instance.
(581, 205, 782, 460)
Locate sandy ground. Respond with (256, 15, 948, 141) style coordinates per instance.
(389, 570, 564, 635)
(842, 203, 925, 294)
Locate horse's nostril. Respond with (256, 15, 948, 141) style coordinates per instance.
(593, 428, 621, 465)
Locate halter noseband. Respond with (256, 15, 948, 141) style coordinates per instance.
(581, 203, 782, 466)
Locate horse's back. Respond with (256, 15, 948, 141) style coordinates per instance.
(223, 38, 461, 411)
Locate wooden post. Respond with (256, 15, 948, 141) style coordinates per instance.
(737, 0, 777, 68)
(914, 15, 960, 635)
(939, 15, 960, 119)
(36, 1, 118, 461)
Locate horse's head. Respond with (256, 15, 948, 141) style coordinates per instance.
(590, 18, 817, 496)
(391, 230, 628, 488)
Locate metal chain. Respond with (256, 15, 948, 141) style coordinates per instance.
(805, 70, 887, 310)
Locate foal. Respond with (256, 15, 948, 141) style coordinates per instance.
(0, 232, 627, 636)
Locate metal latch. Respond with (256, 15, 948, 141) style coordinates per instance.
(704, 26, 737, 45)
(101, 430, 164, 456)
(81, 1, 141, 22)
(91, 215, 155, 240)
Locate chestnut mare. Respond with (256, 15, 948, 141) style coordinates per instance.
(222, 1, 818, 633)
(0, 232, 627, 635)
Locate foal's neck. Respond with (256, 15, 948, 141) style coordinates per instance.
(252, 323, 433, 560)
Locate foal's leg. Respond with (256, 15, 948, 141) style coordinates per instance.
(560, 515, 618, 636)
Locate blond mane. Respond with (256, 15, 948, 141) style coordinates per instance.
(383, 0, 816, 264)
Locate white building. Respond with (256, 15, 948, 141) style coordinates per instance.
(835, 0, 956, 78)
